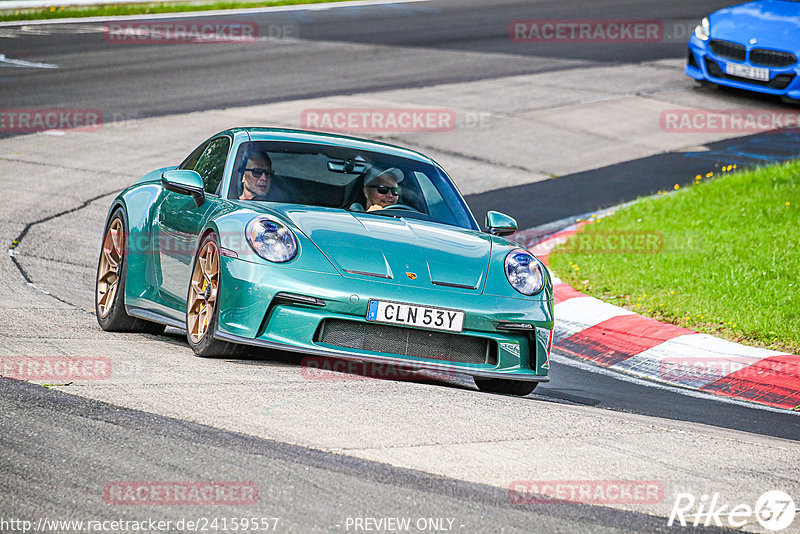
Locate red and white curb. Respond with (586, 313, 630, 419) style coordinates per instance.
(515, 224, 800, 412)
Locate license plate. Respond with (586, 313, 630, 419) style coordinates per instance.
(366, 299, 464, 332)
(725, 63, 770, 82)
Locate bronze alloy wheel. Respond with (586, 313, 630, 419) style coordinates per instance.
(188, 239, 219, 344)
(96, 217, 124, 318)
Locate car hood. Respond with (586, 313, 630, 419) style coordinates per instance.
(710, 1, 800, 50)
(274, 206, 492, 290)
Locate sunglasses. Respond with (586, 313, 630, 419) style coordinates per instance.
(245, 168, 275, 178)
(367, 185, 401, 196)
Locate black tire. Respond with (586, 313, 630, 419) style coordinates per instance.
(95, 208, 166, 335)
(186, 233, 241, 358)
(474, 377, 537, 397)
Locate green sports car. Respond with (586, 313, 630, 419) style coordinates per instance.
(95, 128, 553, 396)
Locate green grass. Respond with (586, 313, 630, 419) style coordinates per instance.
(0, 0, 351, 22)
(550, 160, 800, 354)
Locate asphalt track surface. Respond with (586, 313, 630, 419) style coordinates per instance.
(1, 0, 735, 127)
(2, 378, 728, 533)
(2, 1, 799, 532)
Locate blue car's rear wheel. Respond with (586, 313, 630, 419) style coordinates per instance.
(474, 377, 537, 397)
(96, 208, 166, 335)
(187, 233, 241, 358)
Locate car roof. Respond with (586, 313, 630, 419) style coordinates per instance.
(221, 127, 435, 165)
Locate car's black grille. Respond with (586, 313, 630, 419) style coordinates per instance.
(768, 74, 796, 90)
(315, 319, 497, 365)
(750, 48, 797, 68)
(710, 39, 746, 61)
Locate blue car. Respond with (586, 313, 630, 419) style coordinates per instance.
(686, 0, 800, 104)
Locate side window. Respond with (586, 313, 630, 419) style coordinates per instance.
(179, 142, 208, 171)
(190, 137, 231, 195)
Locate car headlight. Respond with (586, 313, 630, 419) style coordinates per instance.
(504, 249, 544, 296)
(694, 16, 710, 41)
(245, 216, 297, 263)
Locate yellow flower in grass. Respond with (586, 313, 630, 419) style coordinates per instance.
(674, 184, 680, 190)
(706, 172, 713, 178)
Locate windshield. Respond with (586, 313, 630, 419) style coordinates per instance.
(229, 140, 479, 231)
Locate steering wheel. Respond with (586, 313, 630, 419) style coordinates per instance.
(382, 203, 419, 212)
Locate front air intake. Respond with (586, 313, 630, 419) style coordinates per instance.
(315, 320, 497, 366)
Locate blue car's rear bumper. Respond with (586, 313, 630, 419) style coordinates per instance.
(686, 35, 800, 101)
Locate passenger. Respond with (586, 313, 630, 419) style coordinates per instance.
(239, 150, 275, 201)
(363, 167, 404, 212)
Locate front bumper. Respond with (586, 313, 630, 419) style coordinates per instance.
(686, 35, 800, 100)
(214, 257, 553, 380)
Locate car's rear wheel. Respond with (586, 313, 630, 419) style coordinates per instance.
(187, 233, 241, 358)
(473, 377, 537, 397)
(95, 208, 166, 335)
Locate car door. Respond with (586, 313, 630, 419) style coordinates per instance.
(156, 136, 231, 308)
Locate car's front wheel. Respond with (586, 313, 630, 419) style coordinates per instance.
(95, 208, 166, 335)
(186, 233, 241, 358)
(473, 377, 537, 397)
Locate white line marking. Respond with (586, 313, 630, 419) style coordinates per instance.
(550, 351, 800, 415)
(0, 0, 431, 27)
(0, 53, 58, 68)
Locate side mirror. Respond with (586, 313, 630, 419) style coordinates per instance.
(162, 170, 205, 207)
(486, 210, 517, 236)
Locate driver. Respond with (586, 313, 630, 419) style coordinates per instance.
(363, 167, 403, 212)
(239, 150, 275, 201)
